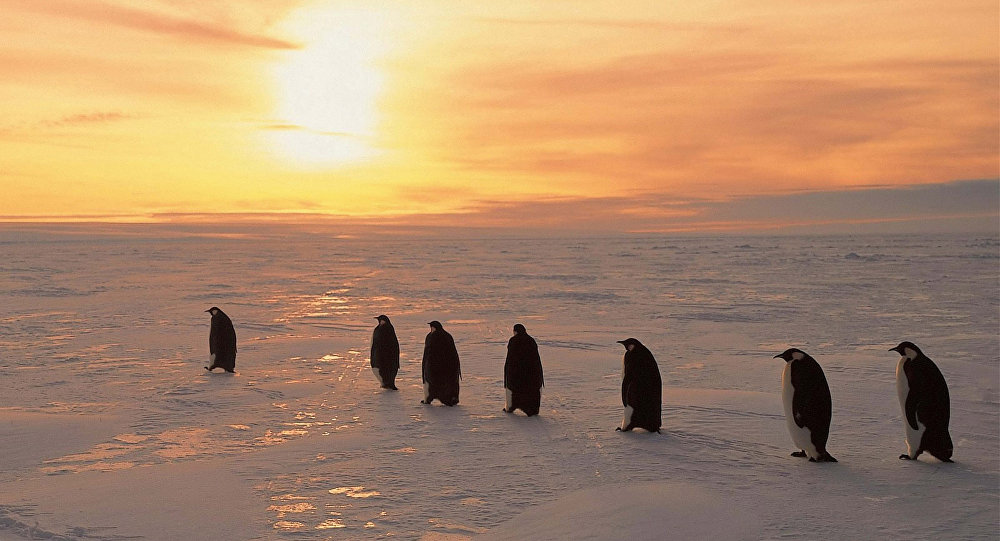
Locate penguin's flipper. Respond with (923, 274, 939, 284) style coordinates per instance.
(904, 393, 921, 431)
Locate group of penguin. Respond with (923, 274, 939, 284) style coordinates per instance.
(204, 306, 954, 464)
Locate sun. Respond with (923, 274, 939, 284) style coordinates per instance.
(267, 4, 390, 167)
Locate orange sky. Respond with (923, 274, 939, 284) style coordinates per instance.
(1, 0, 997, 230)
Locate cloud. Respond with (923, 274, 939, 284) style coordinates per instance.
(78, 179, 996, 236)
(470, 16, 749, 34)
(258, 123, 367, 139)
(383, 12, 998, 195)
(10, 0, 298, 49)
(42, 112, 135, 128)
(0, 111, 135, 139)
(362, 179, 1000, 233)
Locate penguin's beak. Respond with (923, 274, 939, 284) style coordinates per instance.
(204, 309, 211, 313)
(773, 354, 782, 359)
(616, 340, 626, 344)
(888, 346, 899, 352)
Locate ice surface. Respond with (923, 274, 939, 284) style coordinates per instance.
(0, 226, 997, 539)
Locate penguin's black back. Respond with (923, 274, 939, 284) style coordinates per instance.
(209, 310, 237, 372)
(371, 321, 400, 371)
(789, 355, 832, 447)
(422, 327, 461, 404)
(622, 344, 661, 432)
(504, 331, 543, 392)
(504, 330, 544, 415)
(905, 353, 952, 458)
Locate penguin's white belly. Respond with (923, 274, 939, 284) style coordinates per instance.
(896, 357, 926, 457)
(621, 405, 634, 430)
(505, 388, 513, 410)
(782, 362, 818, 458)
(209, 353, 216, 363)
(423, 381, 430, 401)
(372, 367, 383, 386)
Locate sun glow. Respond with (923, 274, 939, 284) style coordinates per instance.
(267, 4, 391, 167)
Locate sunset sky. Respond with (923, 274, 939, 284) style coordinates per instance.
(1, 0, 997, 232)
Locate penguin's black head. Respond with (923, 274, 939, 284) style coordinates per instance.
(889, 341, 922, 360)
(206, 306, 222, 316)
(428, 320, 443, 331)
(513, 323, 526, 334)
(375, 315, 390, 324)
(617, 338, 642, 351)
(774, 348, 808, 362)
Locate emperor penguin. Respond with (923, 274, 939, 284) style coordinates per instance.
(774, 348, 836, 462)
(421, 321, 461, 406)
(204, 307, 237, 373)
(503, 324, 544, 416)
(615, 338, 661, 433)
(370, 315, 400, 390)
(890, 341, 953, 462)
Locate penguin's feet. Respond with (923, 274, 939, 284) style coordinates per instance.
(898, 454, 913, 460)
(615, 427, 622, 431)
(502, 408, 511, 413)
(791, 451, 807, 458)
(204, 366, 213, 372)
(420, 399, 430, 405)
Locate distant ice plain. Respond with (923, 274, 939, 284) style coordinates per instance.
(0, 227, 997, 540)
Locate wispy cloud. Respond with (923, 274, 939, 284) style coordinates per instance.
(10, 0, 298, 49)
(470, 17, 749, 34)
(413, 51, 998, 193)
(27, 179, 988, 235)
(0, 111, 135, 139)
(259, 123, 367, 139)
(42, 112, 135, 127)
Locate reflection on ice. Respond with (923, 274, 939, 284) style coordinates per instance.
(271, 520, 305, 531)
(329, 486, 381, 498)
(267, 502, 316, 517)
(316, 519, 347, 529)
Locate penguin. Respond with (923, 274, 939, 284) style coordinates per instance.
(774, 348, 837, 462)
(615, 338, 661, 433)
(421, 321, 461, 406)
(890, 341, 953, 462)
(204, 307, 236, 373)
(503, 324, 544, 416)
(370, 315, 399, 390)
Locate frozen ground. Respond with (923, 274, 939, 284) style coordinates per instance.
(0, 225, 997, 540)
